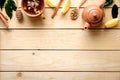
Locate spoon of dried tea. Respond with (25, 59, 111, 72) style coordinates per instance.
(70, 0, 87, 20)
(16, 0, 23, 20)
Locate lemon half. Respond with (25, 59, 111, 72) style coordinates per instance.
(45, 0, 58, 7)
(45, 0, 71, 14)
(61, 0, 71, 14)
(105, 18, 120, 28)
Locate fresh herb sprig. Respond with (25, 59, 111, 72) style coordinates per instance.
(112, 4, 118, 18)
(104, 0, 113, 7)
(0, 0, 17, 19)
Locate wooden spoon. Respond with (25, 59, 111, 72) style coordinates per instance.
(70, 0, 87, 20)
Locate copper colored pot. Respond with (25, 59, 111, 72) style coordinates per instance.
(82, 0, 105, 29)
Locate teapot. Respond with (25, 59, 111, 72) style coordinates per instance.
(82, 0, 105, 29)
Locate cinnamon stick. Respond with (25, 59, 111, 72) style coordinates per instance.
(0, 11, 8, 21)
(0, 13, 9, 28)
(51, 0, 64, 19)
(78, 0, 87, 8)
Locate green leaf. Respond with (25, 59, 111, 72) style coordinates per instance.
(5, 3, 12, 19)
(112, 4, 118, 18)
(104, 0, 113, 7)
(0, 0, 6, 9)
(5, 0, 17, 19)
(10, 0, 17, 11)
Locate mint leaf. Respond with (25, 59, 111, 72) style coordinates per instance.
(10, 0, 17, 11)
(0, 0, 6, 9)
(112, 4, 118, 18)
(104, 0, 113, 7)
(5, 0, 17, 19)
(5, 3, 12, 19)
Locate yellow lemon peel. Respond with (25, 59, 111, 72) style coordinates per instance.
(105, 18, 120, 28)
(45, 0, 55, 7)
(61, 0, 71, 14)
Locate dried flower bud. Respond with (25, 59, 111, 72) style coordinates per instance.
(16, 9, 23, 20)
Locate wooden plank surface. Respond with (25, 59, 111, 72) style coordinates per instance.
(1, 30, 120, 49)
(0, 72, 120, 80)
(1, 51, 120, 71)
(1, 0, 120, 80)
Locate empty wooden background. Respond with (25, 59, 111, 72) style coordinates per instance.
(1, 0, 120, 80)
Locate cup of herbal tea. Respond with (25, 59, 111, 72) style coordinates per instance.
(21, 0, 45, 18)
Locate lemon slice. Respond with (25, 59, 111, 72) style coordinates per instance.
(61, 0, 71, 14)
(105, 18, 120, 28)
(45, 0, 58, 7)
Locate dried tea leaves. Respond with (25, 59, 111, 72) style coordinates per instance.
(70, 8, 79, 20)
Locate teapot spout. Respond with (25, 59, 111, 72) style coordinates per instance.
(84, 22, 91, 29)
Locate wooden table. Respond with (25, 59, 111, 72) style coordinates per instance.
(1, 0, 120, 79)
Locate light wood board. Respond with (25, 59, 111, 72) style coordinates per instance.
(1, 0, 120, 80)
(0, 72, 120, 80)
(1, 51, 120, 71)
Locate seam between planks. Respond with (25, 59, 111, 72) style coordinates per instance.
(1, 49, 120, 51)
(1, 28, 120, 30)
(1, 71, 120, 72)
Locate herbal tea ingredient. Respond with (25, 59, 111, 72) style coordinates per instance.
(16, 10, 23, 20)
(51, 0, 64, 19)
(0, 0, 17, 19)
(5, 0, 17, 19)
(0, 11, 8, 21)
(104, 0, 113, 7)
(23, 0, 41, 15)
(0, 0, 6, 9)
(112, 4, 118, 19)
(16, 0, 23, 20)
(0, 11, 9, 28)
(105, 18, 119, 28)
(70, 0, 87, 20)
(104, 4, 119, 28)
(70, 8, 79, 20)
(45, 0, 55, 7)
(61, 0, 71, 14)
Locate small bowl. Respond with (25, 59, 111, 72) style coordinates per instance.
(21, 0, 45, 17)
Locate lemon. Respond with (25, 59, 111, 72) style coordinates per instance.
(45, 0, 55, 7)
(105, 18, 120, 28)
(61, 0, 71, 14)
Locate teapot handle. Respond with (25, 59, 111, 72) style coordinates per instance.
(99, 0, 106, 8)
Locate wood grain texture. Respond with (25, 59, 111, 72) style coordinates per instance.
(0, 31, 1, 49)
(0, 72, 120, 80)
(1, 0, 120, 79)
(1, 51, 120, 71)
(1, 30, 120, 49)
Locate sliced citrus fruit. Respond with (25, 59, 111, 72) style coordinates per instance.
(61, 0, 71, 14)
(45, 0, 59, 7)
(105, 18, 120, 28)
(45, 0, 55, 7)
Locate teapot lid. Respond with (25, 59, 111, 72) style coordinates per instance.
(83, 5, 104, 24)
